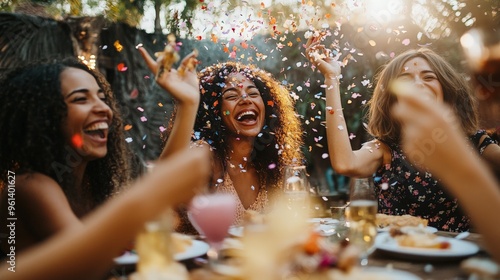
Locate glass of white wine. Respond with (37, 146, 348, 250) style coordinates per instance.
(283, 165, 310, 217)
(345, 177, 378, 266)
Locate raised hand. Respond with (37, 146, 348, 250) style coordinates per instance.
(138, 46, 200, 106)
(305, 36, 341, 80)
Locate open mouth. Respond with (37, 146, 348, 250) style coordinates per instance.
(236, 110, 258, 124)
(84, 122, 109, 139)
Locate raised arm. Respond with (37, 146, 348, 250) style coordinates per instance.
(138, 46, 200, 159)
(0, 147, 211, 280)
(305, 37, 385, 177)
(393, 90, 500, 263)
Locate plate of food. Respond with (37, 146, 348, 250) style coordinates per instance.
(379, 224, 438, 233)
(114, 235, 209, 265)
(375, 231, 479, 259)
(376, 213, 430, 231)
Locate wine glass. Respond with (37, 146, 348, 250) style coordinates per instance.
(188, 193, 237, 268)
(283, 165, 310, 217)
(345, 177, 378, 266)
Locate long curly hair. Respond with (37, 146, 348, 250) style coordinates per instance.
(0, 58, 131, 208)
(185, 62, 303, 191)
(367, 48, 478, 143)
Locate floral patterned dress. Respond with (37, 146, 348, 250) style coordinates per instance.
(373, 130, 496, 232)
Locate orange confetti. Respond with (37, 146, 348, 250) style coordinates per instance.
(196, 35, 202, 41)
(213, 100, 219, 107)
(287, 41, 293, 47)
(124, 124, 133, 131)
(223, 46, 229, 53)
(113, 40, 123, 52)
(117, 63, 127, 72)
(241, 41, 248, 49)
(232, 46, 238, 51)
(211, 34, 218, 43)
(71, 134, 83, 148)
(267, 100, 274, 107)
(325, 13, 331, 19)
(269, 16, 276, 25)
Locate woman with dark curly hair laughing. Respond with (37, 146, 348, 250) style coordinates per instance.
(0, 57, 132, 255)
(139, 47, 304, 233)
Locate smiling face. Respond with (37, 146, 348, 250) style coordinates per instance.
(395, 57, 444, 103)
(60, 67, 113, 161)
(220, 72, 265, 137)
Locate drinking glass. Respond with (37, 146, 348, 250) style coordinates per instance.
(345, 178, 378, 266)
(283, 165, 310, 216)
(188, 193, 237, 268)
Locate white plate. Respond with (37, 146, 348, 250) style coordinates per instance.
(228, 218, 341, 237)
(375, 232, 479, 259)
(308, 218, 339, 224)
(114, 240, 209, 265)
(228, 226, 244, 238)
(378, 225, 438, 233)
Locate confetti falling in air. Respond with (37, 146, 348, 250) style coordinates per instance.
(123, 0, 444, 168)
(113, 40, 123, 52)
(117, 63, 127, 72)
(71, 134, 83, 148)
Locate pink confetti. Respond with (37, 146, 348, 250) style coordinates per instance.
(140, 116, 148, 122)
(402, 38, 410, 45)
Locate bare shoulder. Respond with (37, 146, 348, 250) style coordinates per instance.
(361, 139, 390, 155)
(15, 173, 68, 207)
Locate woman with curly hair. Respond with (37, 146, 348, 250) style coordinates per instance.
(0, 57, 132, 255)
(139, 48, 304, 233)
(306, 39, 500, 232)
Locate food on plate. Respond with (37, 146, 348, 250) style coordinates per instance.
(389, 227, 451, 250)
(376, 213, 428, 229)
(172, 232, 193, 254)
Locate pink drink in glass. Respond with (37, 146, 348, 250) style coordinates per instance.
(188, 193, 237, 250)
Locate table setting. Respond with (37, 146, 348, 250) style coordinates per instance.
(110, 171, 498, 280)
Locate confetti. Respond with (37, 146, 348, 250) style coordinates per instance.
(71, 134, 83, 148)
